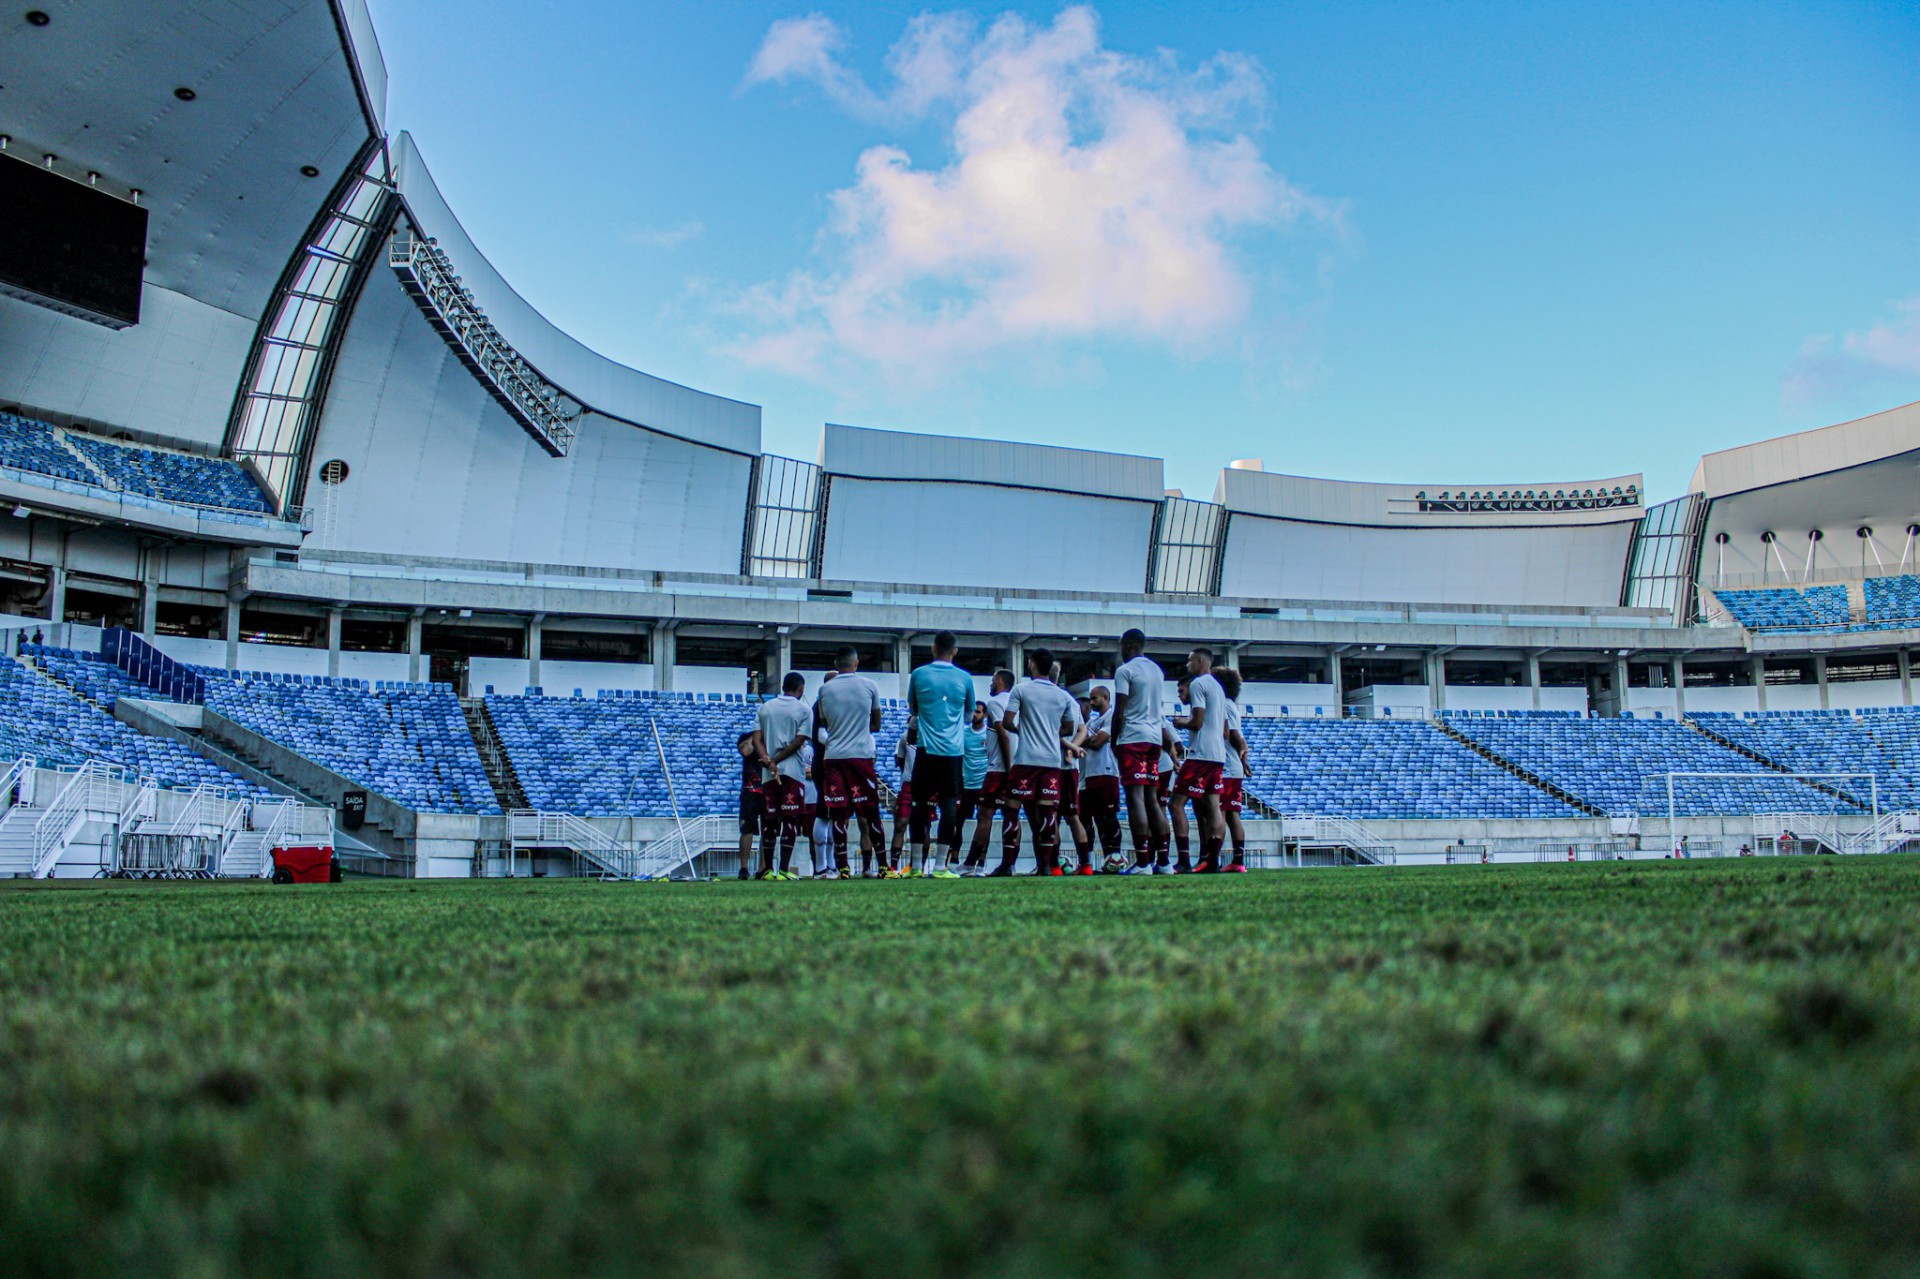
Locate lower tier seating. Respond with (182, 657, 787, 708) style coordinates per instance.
(1238, 718, 1581, 819)
(485, 691, 913, 818)
(205, 676, 499, 814)
(1441, 712, 1857, 816)
(0, 658, 271, 797)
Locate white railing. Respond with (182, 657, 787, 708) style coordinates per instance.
(632, 814, 734, 881)
(1282, 814, 1396, 865)
(1753, 812, 1850, 856)
(119, 774, 159, 832)
(33, 760, 123, 878)
(1843, 810, 1920, 856)
(0, 755, 35, 814)
(508, 810, 640, 878)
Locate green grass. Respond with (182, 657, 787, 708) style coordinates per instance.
(3, 860, 1919, 1278)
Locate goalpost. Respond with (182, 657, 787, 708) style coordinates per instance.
(1644, 772, 1880, 855)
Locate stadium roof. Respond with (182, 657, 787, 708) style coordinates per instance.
(0, 0, 384, 322)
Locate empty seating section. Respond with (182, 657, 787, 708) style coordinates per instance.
(1694, 709, 1920, 810)
(1441, 712, 1850, 816)
(22, 645, 162, 710)
(1714, 586, 1849, 632)
(0, 411, 271, 515)
(0, 658, 271, 797)
(62, 431, 272, 514)
(0, 412, 96, 485)
(204, 678, 498, 814)
(1237, 718, 1579, 819)
(1864, 575, 1920, 627)
(484, 691, 913, 818)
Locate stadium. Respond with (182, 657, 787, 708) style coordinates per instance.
(1, 1, 1916, 879)
(2, 5, 1919, 1275)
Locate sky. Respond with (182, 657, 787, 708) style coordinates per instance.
(368, 0, 1920, 502)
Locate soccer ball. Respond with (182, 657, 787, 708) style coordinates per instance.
(1103, 853, 1133, 874)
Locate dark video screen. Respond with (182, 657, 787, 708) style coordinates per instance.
(0, 151, 147, 328)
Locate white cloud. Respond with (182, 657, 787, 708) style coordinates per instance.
(625, 221, 705, 250)
(733, 6, 1337, 380)
(1785, 296, 1920, 403)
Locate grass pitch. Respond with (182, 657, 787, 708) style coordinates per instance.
(2, 859, 1918, 1278)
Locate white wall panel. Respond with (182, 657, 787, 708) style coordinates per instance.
(823, 423, 1162, 501)
(0, 285, 255, 450)
(1220, 514, 1634, 607)
(822, 478, 1153, 593)
(305, 269, 750, 574)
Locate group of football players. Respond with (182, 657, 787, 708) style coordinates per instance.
(736, 628, 1253, 879)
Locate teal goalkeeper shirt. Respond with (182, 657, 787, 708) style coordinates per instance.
(909, 661, 974, 758)
(962, 725, 990, 790)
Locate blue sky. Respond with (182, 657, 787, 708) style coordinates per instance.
(370, 0, 1920, 501)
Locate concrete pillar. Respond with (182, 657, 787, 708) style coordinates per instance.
(652, 622, 676, 692)
(1223, 643, 1243, 672)
(1900, 649, 1912, 707)
(46, 566, 67, 648)
(1612, 656, 1630, 717)
(1814, 654, 1829, 710)
(894, 633, 914, 680)
(139, 578, 159, 638)
(326, 607, 343, 679)
(406, 609, 425, 683)
(224, 601, 241, 672)
(1672, 655, 1687, 717)
(1327, 648, 1344, 705)
(526, 614, 544, 690)
(1525, 651, 1543, 711)
(1427, 651, 1447, 713)
(1751, 655, 1769, 712)
(1008, 637, 1025, 679)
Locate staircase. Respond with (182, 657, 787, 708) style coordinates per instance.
(1282, 814, 1396, 865)
(1844, 810, 1920, 856)
(462, 698, 527, 810)
(1431, 719, 1608, 816)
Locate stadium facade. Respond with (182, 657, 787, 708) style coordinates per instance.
(2, 1, 1917, 875)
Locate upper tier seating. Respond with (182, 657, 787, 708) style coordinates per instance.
(1713, 586, 1850, 633)
(1440, 712, 1854, 816)
(1691, 710, 1916, 810)
(62, 431, 272, 514)
(0, 412, 97, 486)
(204, 677, 499, 814)
(0, 658, 272, 797)
(485, 690, 913, 818)
(1237, 717, 1580, 819)
(1863, 575, 1920, 628)
(0, 411, 272, 516)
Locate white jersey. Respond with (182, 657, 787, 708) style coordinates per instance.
(1008, 678, 1077, 769)
(816, 672, 880, 760)
(1083, 708, 1119, 779)
(756, 694, 814, 784)
(1112, 654, 1167, 746)
(984, 689, 1013, 773)
(896, 737, 917, 783)
(1187, 672, 1228, 764)
(1223, 700, 1245, 780)
(1158, 714, 1177, 775)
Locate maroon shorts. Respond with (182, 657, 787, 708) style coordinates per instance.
(1059, 770, 1081, 815)
(1116, 742, 1161, 788)
(818, 757, 880, 815)
(1081, 775, 1120, 812)
(1008, 765, 1063, 807)
(979, 770, 1009, 802)
(770, 776, 806, 816)
(1221, 777, 1244, 814)
(1156, 770, 1173, 802)
(893, 786, 913, 825)
(1176, 759, 1225, 800)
